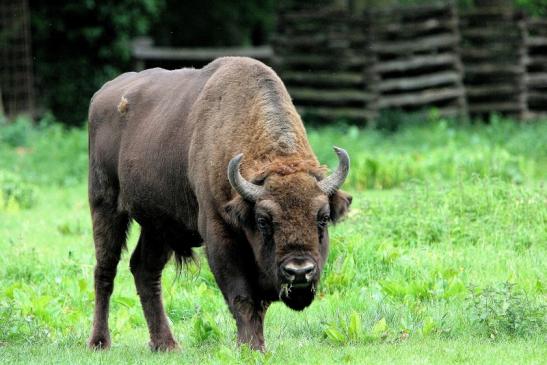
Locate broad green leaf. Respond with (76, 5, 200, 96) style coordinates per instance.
(371, 317, 388, 337)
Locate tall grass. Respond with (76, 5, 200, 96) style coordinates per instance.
(310, 116, 547, 189)
(1, 114, 546, 192)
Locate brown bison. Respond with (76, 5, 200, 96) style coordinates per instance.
(87, 57, 351, 351)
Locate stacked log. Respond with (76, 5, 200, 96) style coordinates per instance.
(525, 18, 547, 118)
(460, 2, 528, 118)
(0, 0, 34, 118)
(370, 2, 467, 118)
(273, 6, 377, 123)
(252, 0, 547, 122)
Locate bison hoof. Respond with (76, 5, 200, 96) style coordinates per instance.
(149, 338, 180, 352)
(238, 339, 265, 352)
(88, 335, 111, 350)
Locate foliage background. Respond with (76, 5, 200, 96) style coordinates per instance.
(29, 0, 277, 125)
(30, 0, 164, 125)
(27, 0, 547, 126)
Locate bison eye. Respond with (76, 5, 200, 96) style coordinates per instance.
(256, 216, 271, 231)
(318, 214, 330, 228)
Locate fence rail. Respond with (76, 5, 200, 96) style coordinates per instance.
(131, 37, 273, 69)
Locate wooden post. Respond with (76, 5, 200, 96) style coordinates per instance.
(0, 87, 5, 119)
(523, 18, 547, 119)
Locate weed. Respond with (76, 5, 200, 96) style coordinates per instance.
(0, 116, 33, 147)
(191, 311, 222, 345)
(323, 311, 390, 345)
(466, 282, 546, 339)
(0, 170, 35, 210)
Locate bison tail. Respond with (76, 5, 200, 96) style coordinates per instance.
(172, 246, 197, 277)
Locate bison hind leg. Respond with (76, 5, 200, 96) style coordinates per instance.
(88, 205, 130, 350)
(130, 226, 180, 351)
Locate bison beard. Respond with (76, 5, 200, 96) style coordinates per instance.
(87, 57, 351, 352)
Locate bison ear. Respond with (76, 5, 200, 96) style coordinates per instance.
(329, 190, 352, 224)
(223, 195, 253, 228)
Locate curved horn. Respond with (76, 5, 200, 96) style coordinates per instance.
(318, 147, 350, 195)
(227, 153, 265, 202)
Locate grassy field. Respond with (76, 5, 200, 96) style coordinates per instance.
(0, 116, 546, 364)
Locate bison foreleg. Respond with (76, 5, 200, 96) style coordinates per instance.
(130, 229, 179, 351)
(232, 296, 270, 351)
(205, 220, 269, 351)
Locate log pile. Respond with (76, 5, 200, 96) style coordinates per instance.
(460, 3, 528, 118)
(273, 6, 377, 122)
(525, 18, 547, 118)
(271, 0, 547, 122)
(371, 2, 467, 118)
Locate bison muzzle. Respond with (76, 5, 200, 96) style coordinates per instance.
(87, 57, 351, 352)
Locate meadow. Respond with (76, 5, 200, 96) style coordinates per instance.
(0, 115, 545, 364)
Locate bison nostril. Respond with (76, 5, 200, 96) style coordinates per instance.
(282, 261, 316, 283)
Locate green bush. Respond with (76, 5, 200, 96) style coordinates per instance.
(0, 170, 35, 210)
(0, 116, 87, 186)
(0, 116, 33, 147)
(0, 299, 52, 344)
(466, 282, 546, 338)
(191, 311, 222, 345)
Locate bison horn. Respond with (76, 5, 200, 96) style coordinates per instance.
(228, 153, 265, 202)
(318, 146, 350, 195)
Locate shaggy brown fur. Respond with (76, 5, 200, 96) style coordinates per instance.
(87, 57, 351, 352)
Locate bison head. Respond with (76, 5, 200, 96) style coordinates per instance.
(224, 148, 352, 310)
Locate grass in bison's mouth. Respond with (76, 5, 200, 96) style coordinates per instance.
(279, 283, 291, 300)
(279, 282, 317, 303)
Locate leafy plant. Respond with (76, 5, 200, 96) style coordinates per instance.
(0, 299, 51, 344)
(0, 170, 36, 210)
(0, 116, 33, 147)
(323, 312, 389, 345)
(191, 311, 222, 344)
(466, 282, 546, 338)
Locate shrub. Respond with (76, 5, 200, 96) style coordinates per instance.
(0, 116, 33, 147)
(466, 282, 546, 338)
(0, 299, 51, 345)
(0, 170, 36, 210)
(191, 311, 222, 345)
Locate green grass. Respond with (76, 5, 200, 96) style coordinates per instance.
(0, 116, 546, 364)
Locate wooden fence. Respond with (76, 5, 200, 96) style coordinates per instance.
(272, 1, 547, 122)
(272, 8, 377, 121)
(460, 4, 528, 119)
(0, 0, 34, 118)
(370, 2, 466, 119)
(131, 1, 547, 123)
(131, 37, 273, 70)
(525, 18, 547, 118)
